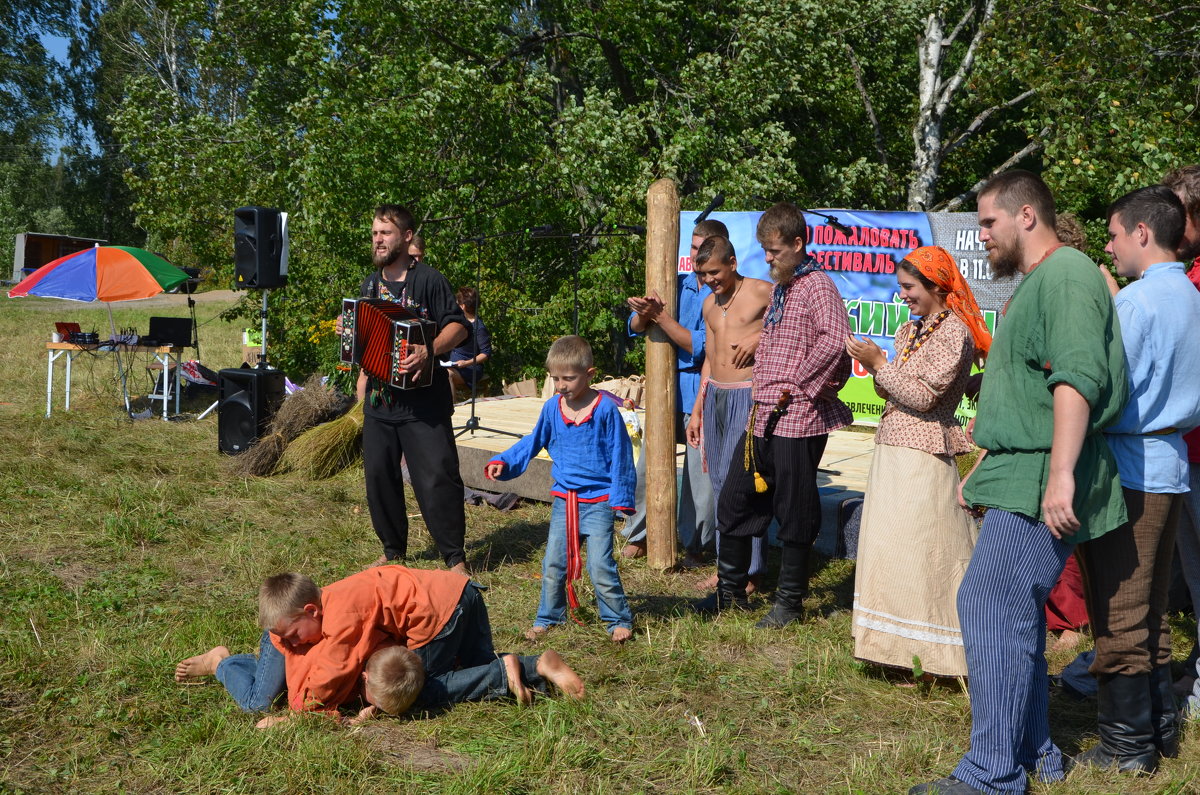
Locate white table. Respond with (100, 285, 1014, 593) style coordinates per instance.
(46, 342, 181, 420)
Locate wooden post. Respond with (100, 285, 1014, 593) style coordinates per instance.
(644, 179, 679, 570)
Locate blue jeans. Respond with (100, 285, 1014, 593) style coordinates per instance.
(538, 497, 633, 632)
(414, 584, 543, 707)
(214, 630, 286, 712)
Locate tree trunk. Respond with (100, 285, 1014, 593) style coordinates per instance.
(907, 13, 944, 212)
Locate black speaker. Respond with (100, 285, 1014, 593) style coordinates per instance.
(218, 367, 285, 454)
(233, 206, 287, 288)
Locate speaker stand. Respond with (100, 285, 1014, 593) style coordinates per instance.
(452, 230, 523, 440)
(256, 289, 270, 367)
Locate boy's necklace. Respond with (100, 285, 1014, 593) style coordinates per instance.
(717, 279, 743, 317)
(561, 393, 598, 421)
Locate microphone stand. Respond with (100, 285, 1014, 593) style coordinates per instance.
(528, 227, 641, 336)
(453, 229, 524, 439)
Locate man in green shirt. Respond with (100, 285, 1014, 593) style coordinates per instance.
(911, 170, 1128, 795)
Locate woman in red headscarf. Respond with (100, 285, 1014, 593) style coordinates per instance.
(845, 245, 992, 680)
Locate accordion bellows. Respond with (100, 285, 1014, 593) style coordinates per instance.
(340, 298, 437, 389)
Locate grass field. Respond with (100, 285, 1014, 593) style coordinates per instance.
(1, 292, 1198, 794)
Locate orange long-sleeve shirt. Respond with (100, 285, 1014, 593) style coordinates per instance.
(270, 566, 468, 712)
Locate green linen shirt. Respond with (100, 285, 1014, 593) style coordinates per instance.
(963, 246, 1129, 542)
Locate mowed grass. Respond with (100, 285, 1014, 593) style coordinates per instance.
(1, 293, 1199, 793)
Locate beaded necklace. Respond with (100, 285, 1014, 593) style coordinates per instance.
(898, 310, 951, 363)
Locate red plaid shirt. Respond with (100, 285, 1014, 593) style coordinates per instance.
(752, 267, 853, 438)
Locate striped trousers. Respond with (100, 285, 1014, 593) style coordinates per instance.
(952, 509, 1072, 792)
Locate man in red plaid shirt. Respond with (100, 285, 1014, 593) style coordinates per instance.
(695, 202, 852, 626)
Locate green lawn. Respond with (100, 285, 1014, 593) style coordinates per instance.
(0, 293, 1197, 793)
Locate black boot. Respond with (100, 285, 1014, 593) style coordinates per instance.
(692, 534, 752, 614)
(1150, 665, 1180, 758)
(756, 542, 809, 629)
(1074, 672, 1158, 774)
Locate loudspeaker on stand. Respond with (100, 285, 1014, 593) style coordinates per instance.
(233, 206, 288, 289)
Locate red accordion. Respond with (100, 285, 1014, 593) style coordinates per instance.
(339, 298, 437, 389)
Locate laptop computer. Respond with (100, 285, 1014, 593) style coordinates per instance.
(147, 316, 193, 348)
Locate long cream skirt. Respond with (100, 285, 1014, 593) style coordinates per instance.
(851, 443, 979, 677)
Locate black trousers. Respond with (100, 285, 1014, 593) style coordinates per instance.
(362, 412, 467, 567)
(717, 432, 827, 545)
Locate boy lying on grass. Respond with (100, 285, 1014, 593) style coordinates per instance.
(175, 566, 584, 727)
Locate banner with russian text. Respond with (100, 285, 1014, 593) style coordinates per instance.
(678, 209, 1015, 426)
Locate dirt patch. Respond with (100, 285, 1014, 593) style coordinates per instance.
(48, 560, 99, 590)
(12, 547, 101, 590)
(353, 723, 473, 773)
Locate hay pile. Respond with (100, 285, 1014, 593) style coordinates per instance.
(277, 398, 362, 480)
(276, 400, 364, 479)
(226, 375, 353, 477)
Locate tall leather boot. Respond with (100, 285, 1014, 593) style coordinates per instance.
(1150, 665, 1180, 758)
(692, 534, 752, 614)
(1074, 672, 1158, 774)
(756, 542, 809, 629)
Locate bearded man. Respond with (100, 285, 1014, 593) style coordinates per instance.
(912, 171, 1129, 794)
(352, 204, 470, 574)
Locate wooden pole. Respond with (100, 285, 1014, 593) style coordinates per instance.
(644, 178, 679, 570)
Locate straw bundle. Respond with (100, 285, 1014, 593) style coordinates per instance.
(277, 399, 364, 479)
(227, 375, 352, 477)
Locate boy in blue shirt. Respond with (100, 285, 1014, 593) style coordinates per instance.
(485, 335, 636, 643)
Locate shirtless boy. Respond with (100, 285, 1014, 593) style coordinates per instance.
(685, 236, 774, 591)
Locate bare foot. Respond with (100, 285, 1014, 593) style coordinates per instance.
(449, 561, 470, 577)
(174, 646, 230, 682)
(621, 541, 646, 559)
(524, 625, 550, 643)
(502, 654, 533, 705)
(536, 649, 585, 699)
(366, 555, 389, 569)
(255, 713, 296, 729)
(1051, 629, 1083, 652)
(609, 626, 633, 643)
(695, 573, 718, 591)
(745, 575, 761, 596)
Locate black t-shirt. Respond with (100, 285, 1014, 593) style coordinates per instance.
(358, 260, 469, 422)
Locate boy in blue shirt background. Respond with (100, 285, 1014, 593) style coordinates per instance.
(485, 335, 636, 643)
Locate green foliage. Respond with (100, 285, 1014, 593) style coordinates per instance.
(7, 0, 1194, 385)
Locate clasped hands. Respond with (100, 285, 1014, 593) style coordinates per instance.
(626, 291, 666, 322)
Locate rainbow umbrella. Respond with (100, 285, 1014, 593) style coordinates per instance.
(9, 245, 191, 414)
(9, 245, 189, 303)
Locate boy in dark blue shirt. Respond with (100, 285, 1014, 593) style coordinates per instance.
(485, 335, 636, 642)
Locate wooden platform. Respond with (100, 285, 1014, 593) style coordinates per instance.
(451, 396, 875, 554)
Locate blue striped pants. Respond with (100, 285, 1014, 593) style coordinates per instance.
(952, 509, 1072, 792)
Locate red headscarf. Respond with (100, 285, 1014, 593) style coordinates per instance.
(902, 246, 992, 357)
